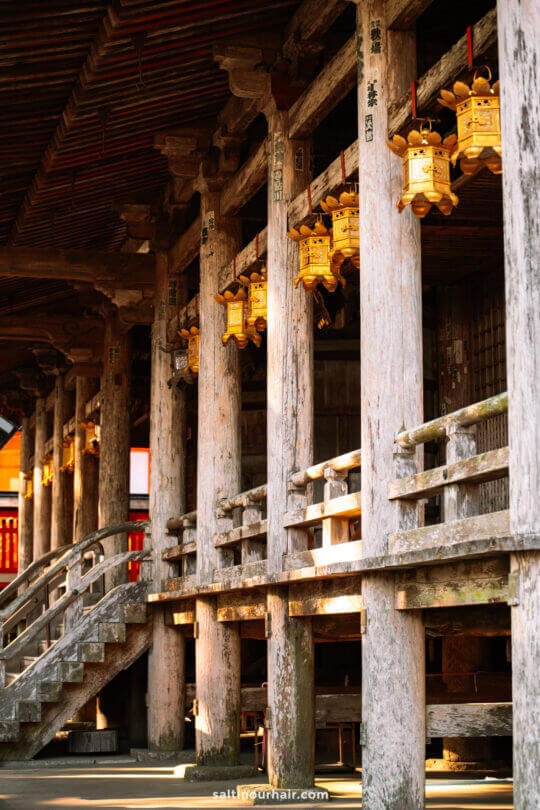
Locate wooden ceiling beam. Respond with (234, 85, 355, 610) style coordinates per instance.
(289, 35, 356, 140)
(168, 216, 201, 274)
(0, 246, 154, 289)
(0, 314, 104, 363)
(386, 0, 433, 31)
(283, 0, 348, 52)
(221, 140, 268, 217)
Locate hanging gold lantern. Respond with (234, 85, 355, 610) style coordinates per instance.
(42, 454, 54, 487)
(60, 437, 75, 473)
(239, 266, 267, 341)
(215, 288, 250, 349)
(82, 421, 100, 456)
(438, 70, 502, 175)
(321, 189, 359, 268)
(288, 221, 344, 293)
(387, 124, 459, 217)
(178, 326, 200, 375)
(24, 473, 33, 500)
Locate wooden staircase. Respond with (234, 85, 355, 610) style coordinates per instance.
(0, 522, 151, 761)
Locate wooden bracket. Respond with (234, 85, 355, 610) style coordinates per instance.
(264, 612, 272, 638)
(507, 572, 520, 606)
(193, 620, 199, 639)
(192, 698, 199, 717)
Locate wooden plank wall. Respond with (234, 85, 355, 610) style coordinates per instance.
(470, 271, 508, 514)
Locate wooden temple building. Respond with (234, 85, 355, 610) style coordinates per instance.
(0, 1, 538, 807)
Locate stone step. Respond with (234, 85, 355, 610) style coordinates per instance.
(99, 622, 126, 644)
(122, 603, 147, 624)
(0, 720, 19, 743)
(59, 660, 84, 683)
(38, 681, 62, 703)
(77, 642, 105, 663)
(17, 701, 41, 723)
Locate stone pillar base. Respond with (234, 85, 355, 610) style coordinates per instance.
(179, 764, 259, 781)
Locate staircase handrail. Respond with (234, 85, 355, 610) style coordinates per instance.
(0, 521, 149, 623)
(0, 544, 73, 609)
(0, 548, 150, 669)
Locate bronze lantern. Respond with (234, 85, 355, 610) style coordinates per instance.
(178, 326, 200, 375)
(215, 288, 250, 350)
(83, 421, 100, 456)
(60, 437, 75, 473)
(288, 221, 344, 293)
(321, 190, 359, 269)
(239, 267, 267, 343)
(42, 454, 54, 487)
(438, 71, 502, 175)
(24, 473, 33, 500)
(387, 125, 459, 217)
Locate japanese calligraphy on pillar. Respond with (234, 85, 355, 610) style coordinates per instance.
(273, 135, 284, 201)
(370, 19, 382, 54)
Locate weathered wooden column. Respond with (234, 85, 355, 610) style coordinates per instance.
(498, 4, 540, 808)
(98, 313, 131, 589)
(195, 170, 242, 767)
(356, 3, 425, 808)
(73, 375, 99, 543)
(147, 252, 187, 752)
(50, 373, 70, 549)
(265, 104, 315, 788)
(33, 397, 51, 561)
(17, 416, 34, 571)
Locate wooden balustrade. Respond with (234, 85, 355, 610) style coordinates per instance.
(389, 393, 510, 555)
(0, 521, 148, 649)
(0, 547, 149, 688)
(163, 511, 197, 576)
(215, 485, 267, 566)
(285, 450, 361, 551)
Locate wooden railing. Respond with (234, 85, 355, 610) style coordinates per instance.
(0, 521, 149, 651)
(286, 449, 362, 548)
(215, 485, 267, 565)
(0, 543, 72, 611)
(0, 545, 149, 688)
(164, 511, 197, 576)
(389, 392, 509, 555)
(163, 451, 363, 581)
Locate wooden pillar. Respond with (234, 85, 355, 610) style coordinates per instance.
(33, 397, 51, 561)
(98, 313, 131, 590)
(264, 105, 315, 788)
(17, 416, 34, 571)
(73, 376, 99, 542)
(195, 179, 242, 766)
(356, 3, 425, 808)
(147, 252, 187, 752)
(50, 374, 69, 549)
(498, 4, 540, 808)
